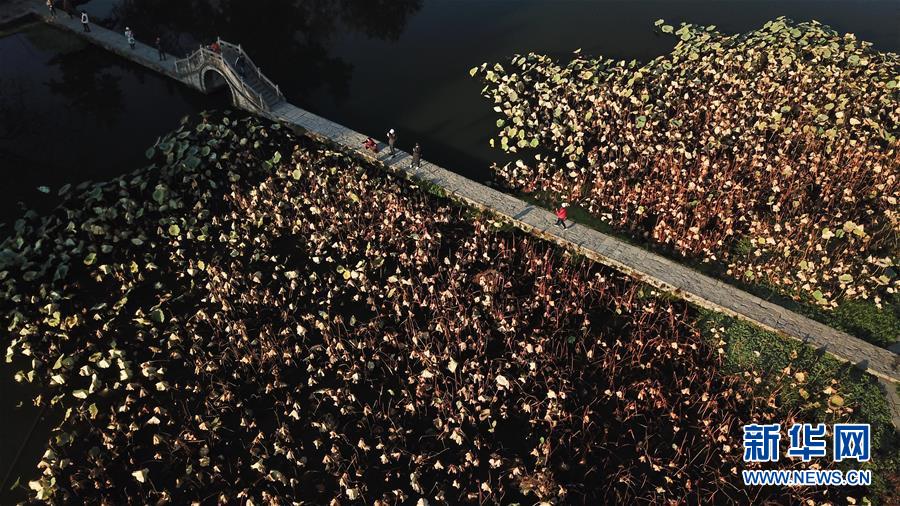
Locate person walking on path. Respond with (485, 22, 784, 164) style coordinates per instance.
(386, 129, 397, 158)
(125, 27, 135, 49)
(80, 11, 90, 32)
(46, 0, 56, 18)
(155, 36, 166, 60)
(411, 143, 422, 169)
(63, 0, 73, 18)
(555, 203, 569, 229)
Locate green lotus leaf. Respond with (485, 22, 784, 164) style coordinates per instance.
(150, 308, 165, 324)
(152, 185, 167, 204)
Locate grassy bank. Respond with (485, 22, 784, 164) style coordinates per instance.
(698, 309, 899, 503)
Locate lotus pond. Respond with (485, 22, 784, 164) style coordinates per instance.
(0, 113, 896, 504)
(472, 16, 899, 348)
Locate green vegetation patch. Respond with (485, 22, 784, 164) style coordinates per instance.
(698, 309, 899, 503)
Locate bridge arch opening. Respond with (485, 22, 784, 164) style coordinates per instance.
(200, 67, 234, 108)
(201, 67, 228, 93)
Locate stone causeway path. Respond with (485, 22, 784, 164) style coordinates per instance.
(10, 1, 900, 429)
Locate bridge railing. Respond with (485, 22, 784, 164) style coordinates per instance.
(218, 39, 284, 101)
(174, 44, 269, 112)
(173, 49, 205, 75)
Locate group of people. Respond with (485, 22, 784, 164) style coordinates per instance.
(45, 0, 88, 31)
(362, 129, 422, 171)
(366, 129, 572, 229)
(121, 27, 167, 60)
(45, 0, 89, 33)
(46, 1, 167, 60)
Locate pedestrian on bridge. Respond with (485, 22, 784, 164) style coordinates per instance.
(80, 11, 90, 32)
(125, 27, 135, 49)
(555, 203, 569, 229)
(46, 0, 56, 18)
(387, 129, 397, 158)
(411, 143, 423, 169)
(63, 0, 73, 18)
(156, 36, 166, 61)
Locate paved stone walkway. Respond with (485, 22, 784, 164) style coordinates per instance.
(9, 0, 900, 428)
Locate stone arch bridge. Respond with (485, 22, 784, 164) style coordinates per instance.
(174, 39, 285, 113)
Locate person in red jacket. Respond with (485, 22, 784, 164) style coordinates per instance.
(555, 202, 568, 229)
(362, 137, 379, 153)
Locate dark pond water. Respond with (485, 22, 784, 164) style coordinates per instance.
(80, 0, 900, 183)
(0, 21, 226, 225)
(0, 0, 898, 500)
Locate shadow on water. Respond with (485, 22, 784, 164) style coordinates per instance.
(78, 0, 900, 180)
(90, 0, 424, 100)
(0, 22, 228, 227)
